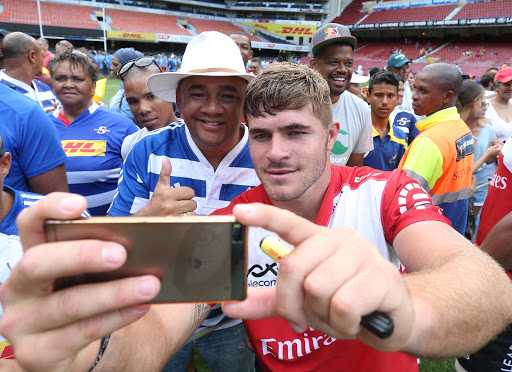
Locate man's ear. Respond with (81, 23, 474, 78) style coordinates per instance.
(27, 49, 36, 64)
(309, 58, 317, 70)
(443, 90, 454, 104)
(327, 120, 341, 152)
(0, 152, 11, 179)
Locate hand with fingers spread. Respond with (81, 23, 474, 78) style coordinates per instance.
(0, 193, 160, 372)
(135, 158, 197, 217)
(222, 203, 414, 353)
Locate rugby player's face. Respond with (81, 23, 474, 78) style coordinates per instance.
(310, 44, 354, 99)
(52, 61, 95, 107)
(248, 105, 338, 203)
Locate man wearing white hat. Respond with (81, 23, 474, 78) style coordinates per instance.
(347, 72, 369, 101)
(108, 31, 260, 372)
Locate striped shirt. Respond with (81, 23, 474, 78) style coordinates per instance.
(50, 102, 138, 215)
(0, 70, 57, 111)
(108, 120, 260, 333)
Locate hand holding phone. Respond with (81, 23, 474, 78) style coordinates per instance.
(45, 215, 247, 303)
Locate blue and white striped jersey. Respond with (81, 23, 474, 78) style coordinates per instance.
(50, 102, 138, 216)
(0, 70, 57, 112)
(109, 120, 260, 217)
(108, 120, 260, 334)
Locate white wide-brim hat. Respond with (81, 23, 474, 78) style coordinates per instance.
(350, 73, 370, 84)
(147, 31, 255, 102)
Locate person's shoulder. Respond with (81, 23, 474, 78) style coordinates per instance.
(334, 165, 392, 188)
(32, 79, 53, 92)
(212, 185, 268, 215)
(0, 85, 47, 117)
(129, 121, 186, 155)
(391, 125, 408, 140)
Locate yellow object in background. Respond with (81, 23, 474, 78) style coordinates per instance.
(93, 78, 107, 103)
(42, 67, 50, 76)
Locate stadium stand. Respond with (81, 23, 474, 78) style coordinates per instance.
(428, 41, 512, 76)
(186, 18, 262, 41)
(331, 0, 366, 25)
(0, 0, 100, 29)
(356, 39, 442, 60)
(360, 4, 458, 23)
(108, 9, 191, 35)
(453, 0, 512, 19)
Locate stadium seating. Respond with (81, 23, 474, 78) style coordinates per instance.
(108, 9, 191, 35)
(428, 41, 512, 76)
(453, 0, 512, 19)
(186, 18, 262, 41)
(0, 0, 100, 29)
(361, 4, 457, 23)
(331, 0, 367, 25)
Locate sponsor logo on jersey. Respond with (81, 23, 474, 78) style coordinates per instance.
(397, 117, 410, 126)
(455, 133, 474, 161)
(94, 126, 110, 134)
(61, 140, 107, 157)
(261, 328, 337, 361)
(247, 262, 278, 287)
(491, 173, 508, 190)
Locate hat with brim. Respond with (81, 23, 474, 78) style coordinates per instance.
(386, 53, 411, 69)
(494, 67, 512, 84)
(312, 23, 356, 56)
(350, 73, 369, 84)
(147, 31, 254, 102)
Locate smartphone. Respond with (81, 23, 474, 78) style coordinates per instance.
(44, 216, 247, 304)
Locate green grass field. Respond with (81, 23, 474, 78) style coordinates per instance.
(106, 74, 457, 372)
(99, 77, 122, 105)
(192, 349, 456, 371)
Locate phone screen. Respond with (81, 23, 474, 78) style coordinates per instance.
(45, 216, 247, 303)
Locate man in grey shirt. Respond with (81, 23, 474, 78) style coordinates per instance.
(310, 23, 373, 167)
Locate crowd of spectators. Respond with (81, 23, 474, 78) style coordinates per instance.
(0, 25, 511, 372)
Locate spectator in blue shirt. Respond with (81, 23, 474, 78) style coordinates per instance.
(363, 71, 408, 171)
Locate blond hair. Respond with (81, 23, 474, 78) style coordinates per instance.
(243, 62, 332, 129)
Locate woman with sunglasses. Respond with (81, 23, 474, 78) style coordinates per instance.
(48, 50, 138, 215)
(108, 47, 143, 121)
(457, 80, 503, 236)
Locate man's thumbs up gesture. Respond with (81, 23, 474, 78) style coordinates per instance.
(136, 158, 197, 217)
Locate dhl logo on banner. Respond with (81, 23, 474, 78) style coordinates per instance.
(241, 23, 317, 36)
(0, 341, 14, 359)
(61, 140, 107, 157)
(106, 30, 156, 41)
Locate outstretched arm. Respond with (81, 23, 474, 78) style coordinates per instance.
(0, 193, 208, 372)
(223, 203, 512, 358)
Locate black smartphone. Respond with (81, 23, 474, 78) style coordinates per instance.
(44, 216, 247, 304)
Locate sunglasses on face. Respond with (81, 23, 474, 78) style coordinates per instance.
(118, 57, 162, 79)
